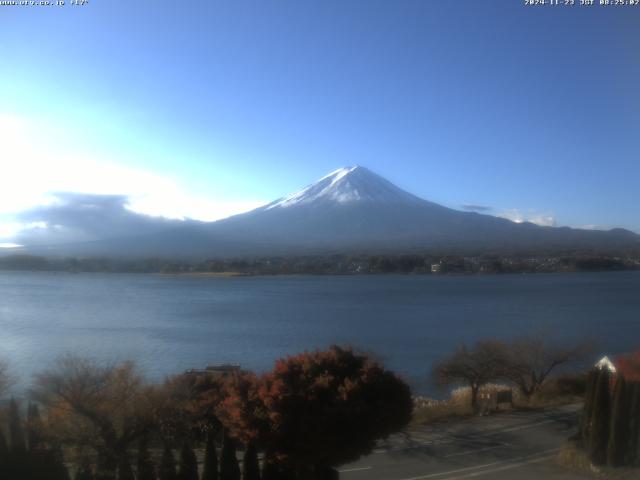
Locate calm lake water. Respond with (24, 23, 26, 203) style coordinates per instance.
(1, 271, 639, 394)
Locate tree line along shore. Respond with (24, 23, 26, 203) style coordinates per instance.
(0, 252, 639, 275)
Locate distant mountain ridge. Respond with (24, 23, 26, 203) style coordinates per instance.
(15, 166, 640, 258)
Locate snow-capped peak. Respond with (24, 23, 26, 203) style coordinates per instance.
(264, 165, 423, 210)
(317, 165, 361, 183)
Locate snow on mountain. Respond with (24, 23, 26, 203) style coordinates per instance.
(263, 166, 424, 210)
(20, 166, 639, 258)
(207, 166, 640, 255)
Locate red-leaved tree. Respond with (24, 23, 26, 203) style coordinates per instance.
(156, 370, 226, 442)
(615, 350, 640, 382)
(217, 372, 269, 445)
(256, 346, 413, 479)
(217, 372, 270, 480)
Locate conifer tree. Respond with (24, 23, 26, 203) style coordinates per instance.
(219, 435, 240, 480)
(607, 376, 630, 466)
(48, 444, 71, 480)
(588, 369, 611, 465)
(261, 453, 294, 480)
(0, 428, 7, 454)
(201, 431, 219, 480)
(0, 429, 9, 480)
(8, 398, 26, 452)
(580, 370, 599, 447)
(178, 440, 199, 480)
(95, 449, 118, 480)
(242, 442, 260, 480)
(6, 398, 28, 478)
(260, 454, 278, 480)
(136, 436, 157, 480)
(117, 451, 136, 480)
(27, 402, 44, 451)
(75, 462, 95, 480)
(159, 443, 178, 480)
(626, 382, 640, 465)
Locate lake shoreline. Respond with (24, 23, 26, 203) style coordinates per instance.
(2, 252, 639, 277)
(1, 267, 638, 279)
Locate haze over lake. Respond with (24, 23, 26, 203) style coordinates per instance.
(2, 271, 639, 394)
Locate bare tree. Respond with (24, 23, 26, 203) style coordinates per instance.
(31, 356, 157, 480)
(501, 336, 592, 399)
(433, 340, 507, 410)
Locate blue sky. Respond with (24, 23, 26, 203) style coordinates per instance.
(1, 0, 639, 241)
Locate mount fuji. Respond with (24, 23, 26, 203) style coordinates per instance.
(18, 166, 640, 258)
(200, 166, 639, 256)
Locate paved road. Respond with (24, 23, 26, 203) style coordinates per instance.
(339, 404, 590, 480)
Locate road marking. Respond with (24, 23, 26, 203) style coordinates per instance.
(408, 432, 436, 442)
(338, 466, 372, 473)
(491, 419, 555, 433)
(442, 443, 507, 458)
(375, 417, 559, 454)
(396, 448, 559, 480)
(441, 453, 556, 479)
(405, 415, 571, 443)
(370, 413, 575, 457)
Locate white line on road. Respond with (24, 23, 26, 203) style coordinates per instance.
(441, 453, 556, 479)
(338, 466, 372, 473)
(442, 443, 508, 458)
(396, 448, 559, 480)
(373, 418, 557, 454)
(491, 419, 555, 433)
(400, 416, 569, 448)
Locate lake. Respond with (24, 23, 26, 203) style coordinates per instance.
(1, 271, 639, 394)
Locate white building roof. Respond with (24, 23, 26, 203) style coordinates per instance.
(594, 356, 617, 373)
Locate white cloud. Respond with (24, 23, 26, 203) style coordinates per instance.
(0, 114, 266, 239)
(498, 208, 556, 227)
(125, 191, 265, 222)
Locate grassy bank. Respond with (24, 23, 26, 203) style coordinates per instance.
(558, 442, 640, 479)
(412, 377, 586, 426)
